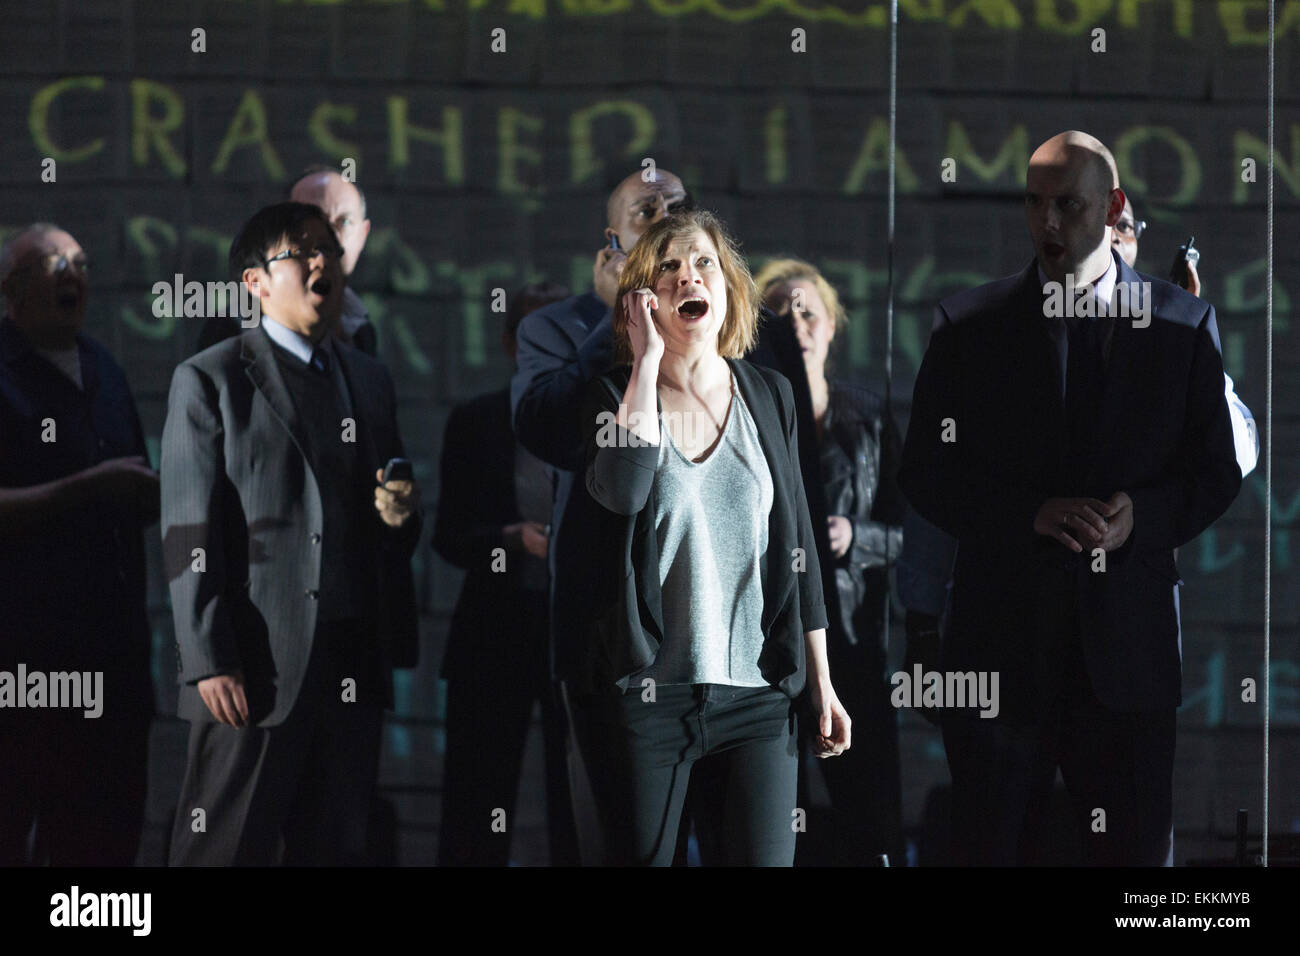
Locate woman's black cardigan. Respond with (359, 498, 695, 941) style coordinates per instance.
(575, 355, 828, 699)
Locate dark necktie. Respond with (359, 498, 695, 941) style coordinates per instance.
(1063, 312, 1105, 489)
(310, 346, 330, 375)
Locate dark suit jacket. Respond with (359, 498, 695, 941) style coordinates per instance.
(898, 252, 1241, 714)
(433, 387, 548, 681)
(579, 357, 829, 698)
(510, 292, 614, 680)
(160, 327, 420, 727)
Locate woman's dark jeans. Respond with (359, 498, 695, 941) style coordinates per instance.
(571, 683, 799, 866)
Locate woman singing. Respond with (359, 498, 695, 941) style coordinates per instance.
(755, 258, 906, 865)
(571, 210, 851, 866)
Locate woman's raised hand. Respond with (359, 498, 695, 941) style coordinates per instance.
(623, 287, 664, 368)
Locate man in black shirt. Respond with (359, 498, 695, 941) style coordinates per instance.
(0, 223, 158, 865)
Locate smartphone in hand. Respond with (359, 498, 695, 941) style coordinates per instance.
(1169, 235, 1200, 290)
(381, 457, 413, 484)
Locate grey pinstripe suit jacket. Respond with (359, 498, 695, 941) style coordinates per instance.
(160, 327, 420, 727)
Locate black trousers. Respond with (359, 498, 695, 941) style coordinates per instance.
(0, 693, 149, 866)
(571, 683, 799, 866)
(438, 595, 578, 865)
(168, 619, 383, 866)
(942, 563, 1176, 866)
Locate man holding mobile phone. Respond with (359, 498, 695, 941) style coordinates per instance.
(1111, 198, 1258, 478)
(511, 167, 692, 861)
(162, 202, 421, 866)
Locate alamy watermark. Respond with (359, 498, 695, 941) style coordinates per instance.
(152, 274, 261, 326)
(595, 409, 710, 448)
(1043, 273, 1152, 328)
(890, 665, 999, 719)
(0, 664, 103, 718)
(50, 886, 150, 936)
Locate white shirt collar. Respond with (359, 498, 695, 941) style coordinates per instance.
(1037, 251, 1119, 310)
(262, 315, 328, 365)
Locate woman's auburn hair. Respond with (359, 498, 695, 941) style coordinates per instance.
(752, 256, 848, 335)
(612, 209, 761, 365)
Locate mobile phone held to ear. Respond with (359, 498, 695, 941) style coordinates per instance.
(381, 457, 413, 485)
(1169, 236, 1200, 290)
(607, 232, 621, 252)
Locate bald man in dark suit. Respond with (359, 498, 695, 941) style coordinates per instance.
(899, 131, 1241, 866)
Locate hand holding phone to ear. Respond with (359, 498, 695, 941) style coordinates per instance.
(594, 233, 627, 309)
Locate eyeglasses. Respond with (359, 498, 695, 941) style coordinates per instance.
(264, 243, 343, 266)
(18, 253, 89, 276)
(1114, 219, 1146, 240)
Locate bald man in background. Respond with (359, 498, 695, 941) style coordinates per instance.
(899, 132, 1241, 866)
(511, 168, 694, 673)
(512, 168, 694, 628)
(289, 167, 377, 355)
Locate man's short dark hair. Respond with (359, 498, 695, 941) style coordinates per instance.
(287, 164, 367, 219)
(228, 202, 333, 279)
(506, 281, 570, 340)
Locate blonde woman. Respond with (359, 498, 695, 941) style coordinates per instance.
(756, 257, 906, 865)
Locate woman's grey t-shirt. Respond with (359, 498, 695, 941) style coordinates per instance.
(632, 372, 775, 688)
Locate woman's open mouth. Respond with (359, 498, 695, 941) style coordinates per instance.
(677, 297, 708, 320)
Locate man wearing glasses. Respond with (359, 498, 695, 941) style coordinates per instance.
(161, 202, 421, 865)
(197, 166, 378, 357)
(0, 223, 158, 864)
